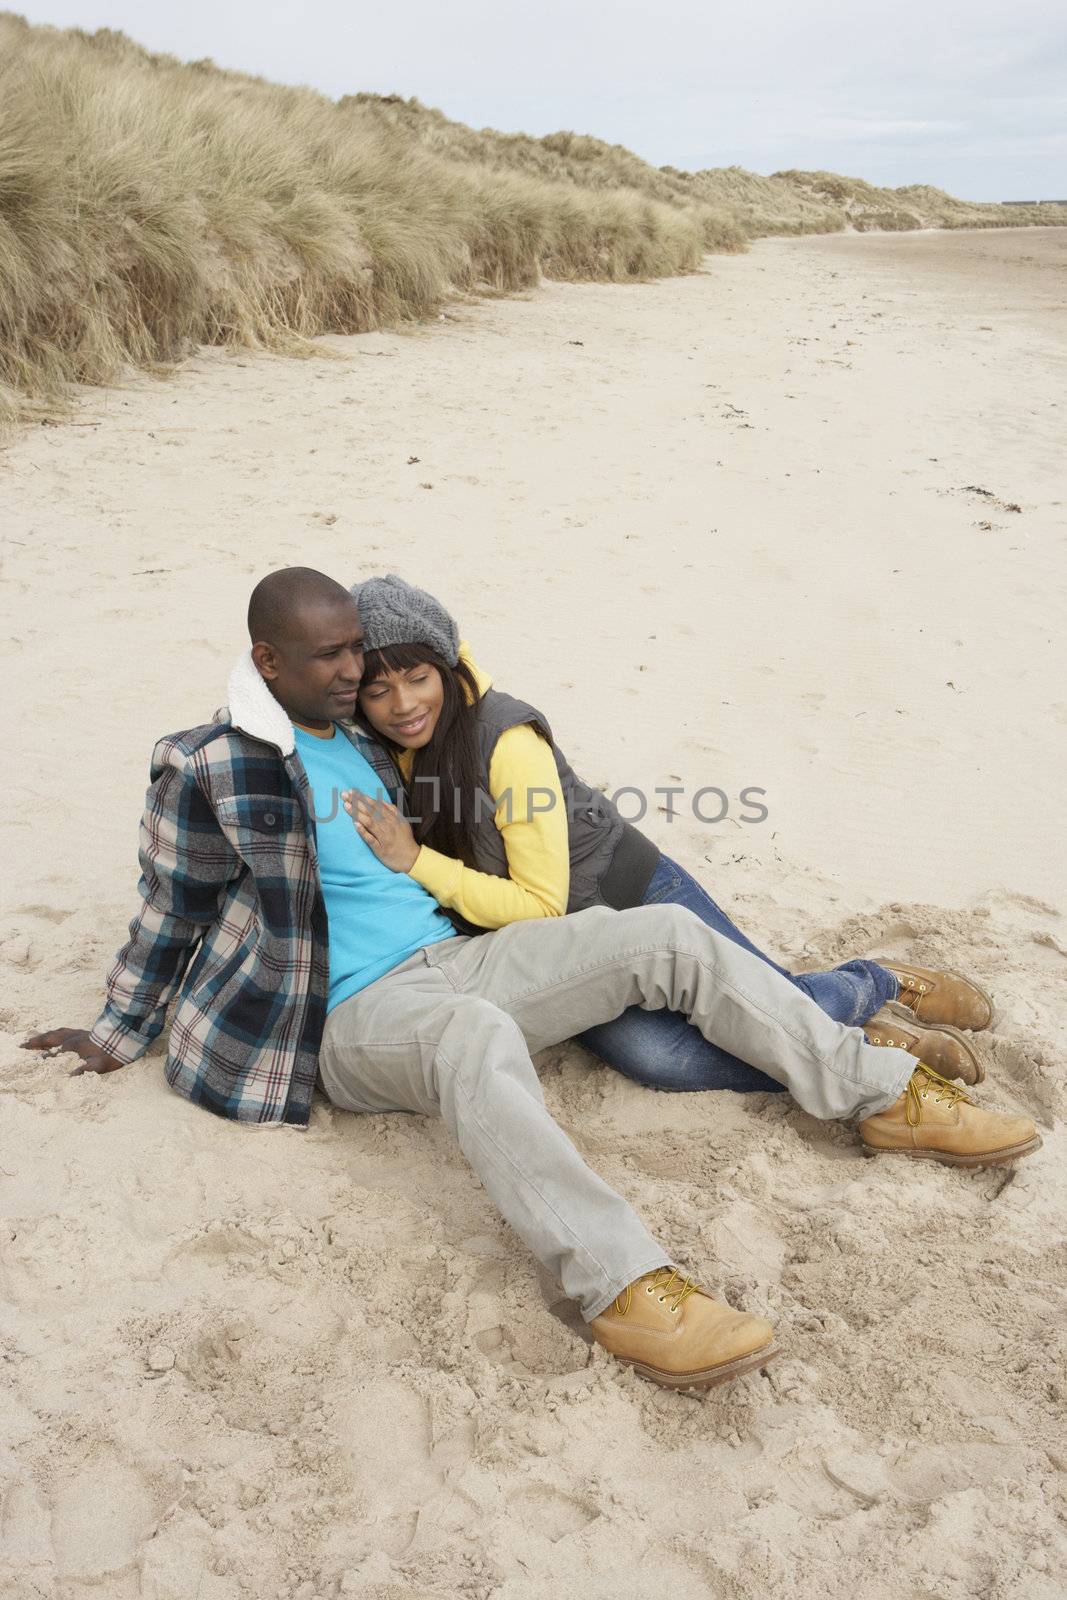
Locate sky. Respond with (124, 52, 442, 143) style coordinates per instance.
(12, 1, 1067, 200)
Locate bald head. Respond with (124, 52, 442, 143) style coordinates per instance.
(247, 566, 354, 647)
(248, 567, 365, 730)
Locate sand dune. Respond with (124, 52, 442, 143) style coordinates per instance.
(2, 228, 1065, 1599)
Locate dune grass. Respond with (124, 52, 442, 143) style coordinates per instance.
(773, 170, 1067, 232)
(1, 12, 1064, 429)
(0, 14, 731, 428)
(352, 96, 1066, 238)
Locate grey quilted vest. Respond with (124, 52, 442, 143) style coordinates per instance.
(469, 688, 659, 914)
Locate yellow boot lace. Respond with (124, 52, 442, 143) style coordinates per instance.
(905, 1062, 972, 1127)
(613, 1267, 700, 1317)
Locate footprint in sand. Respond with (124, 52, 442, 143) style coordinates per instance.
(475, 1312, 589, 1376)
(508, 1483, 599, 1543)
(327, 1377, 483, 1559)
(10, 904, 72, 925)
(2, 1213, 98, 1302)
(864, 917, 920, 949)
(0, 1466, 53, 1594)
(884, 1440, 1033, 1505)
(46, 1443, 160, 1585)
(162, 1221, 265, 1287)
(332, 1379, 443, 1557)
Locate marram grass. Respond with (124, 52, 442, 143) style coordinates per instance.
(1, 12, 1063, 428)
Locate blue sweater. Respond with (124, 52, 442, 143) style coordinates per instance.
(294, 726, 456, 1010)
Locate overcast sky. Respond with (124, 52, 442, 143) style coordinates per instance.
(15, 1, 1067, 200)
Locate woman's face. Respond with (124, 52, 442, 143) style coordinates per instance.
(358, 662, 445, 750)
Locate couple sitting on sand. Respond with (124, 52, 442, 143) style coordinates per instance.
(26, 567, 1041, 1394)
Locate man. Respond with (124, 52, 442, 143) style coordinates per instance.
(25, 568, 1041, 1394)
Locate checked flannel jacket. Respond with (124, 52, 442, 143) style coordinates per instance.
(88, 651, 401, 1126)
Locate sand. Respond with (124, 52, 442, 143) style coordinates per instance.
(1, 228, 1065, 1599)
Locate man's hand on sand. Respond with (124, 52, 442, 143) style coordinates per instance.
(21, 1028, 125, 1075)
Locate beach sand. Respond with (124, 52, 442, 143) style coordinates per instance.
(2, 228, 1064, 1599)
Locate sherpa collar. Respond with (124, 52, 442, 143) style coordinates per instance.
(225, 649, 298, 756)
(223, 649, 380, 765)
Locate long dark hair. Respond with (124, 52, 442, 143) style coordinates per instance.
(358, 643, 484, 866)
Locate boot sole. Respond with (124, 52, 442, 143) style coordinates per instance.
(623, 1340, 780, 1392)
(860, 1133, 1042, 1168)
(880, 1001, 985, 1084)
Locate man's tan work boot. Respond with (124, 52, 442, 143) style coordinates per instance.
(876, 962, 995, 1031)
(863, 1001, 983, 1084)
(589, 1268, 778, 1391)
(858, 1064, 1040, 1167)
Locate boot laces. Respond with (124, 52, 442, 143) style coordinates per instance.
(906, 1062, 971, 1127)
(897, 972, 930, 1005)
(614, 1267, 699, 1317)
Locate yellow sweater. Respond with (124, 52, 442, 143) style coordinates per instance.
(395, 652, 569, 928)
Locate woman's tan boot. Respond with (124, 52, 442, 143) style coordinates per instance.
(863, 1001, 983, 1084)
(876, 962, 995, 1031)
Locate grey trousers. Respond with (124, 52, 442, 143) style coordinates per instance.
(318, 905, 914, 1319)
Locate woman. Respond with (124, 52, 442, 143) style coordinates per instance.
(343, 574, 992, 1092)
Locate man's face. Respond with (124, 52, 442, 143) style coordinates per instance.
(252, 597, 365, 728)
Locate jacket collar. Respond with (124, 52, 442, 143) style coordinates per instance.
(224, 649, 299, 756)
(222, 650, 390, 772)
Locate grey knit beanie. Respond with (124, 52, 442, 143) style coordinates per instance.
(350, 573, 460, 667)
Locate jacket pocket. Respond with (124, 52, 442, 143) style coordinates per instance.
(215, 794, 305, 874)
(216, 794, 301, 835)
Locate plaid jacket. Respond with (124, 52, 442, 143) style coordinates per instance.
(88, 652, 400, 1126)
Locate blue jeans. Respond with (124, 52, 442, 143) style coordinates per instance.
(575, 853, 900, 1093)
